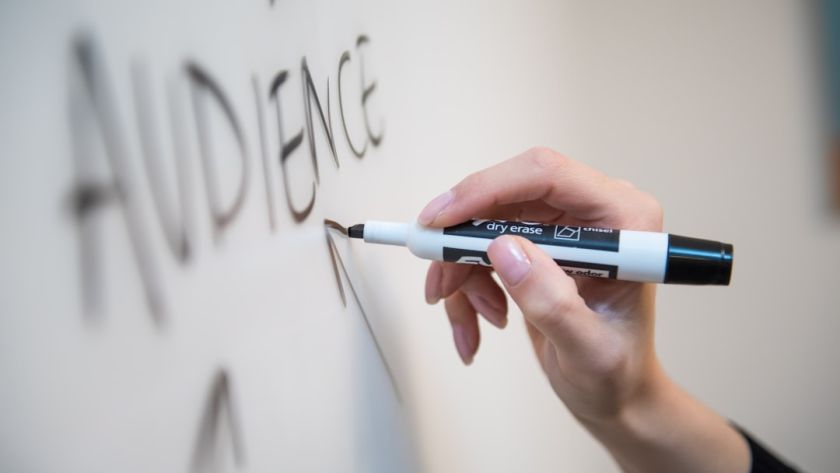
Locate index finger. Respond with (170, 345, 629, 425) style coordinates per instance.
(417, 147, 653, 229)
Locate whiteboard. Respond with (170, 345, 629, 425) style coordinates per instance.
(0, 0, 415, 471)
(3, 1, 840, 473)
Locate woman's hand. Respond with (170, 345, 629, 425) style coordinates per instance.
(418, 148, 749, 473)
(419, 147, 662, 422)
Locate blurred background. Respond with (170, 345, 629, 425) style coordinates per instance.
(1, 0, 838, 472)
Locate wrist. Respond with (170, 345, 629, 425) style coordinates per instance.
(576, 363, 750, 473)
(576, 361, 674, 445)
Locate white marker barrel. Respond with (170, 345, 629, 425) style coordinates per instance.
(356, 220, 732, 285)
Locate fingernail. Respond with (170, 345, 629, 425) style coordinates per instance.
(491, 237, 531, 286)
(452, 324, 474, 365)
(467, 293, 507, 329)
(418, 190, 454, 225)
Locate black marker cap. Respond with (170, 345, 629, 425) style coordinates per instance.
(664, 234, 733, 285)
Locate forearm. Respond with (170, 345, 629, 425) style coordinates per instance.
(579, 365, 750, 473)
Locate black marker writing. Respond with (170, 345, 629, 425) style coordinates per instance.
(337, 50, 367, 158)
(67, 33, 384, 317)
(132, 62, 192, 262)
(68, 34, 165, 322)
(186, 62, 250, 239)
(324, 220, 401, 401)
(301, 57, 339, 177)
(269, 69, 310, 223)
(357, 35, 384, 146)
(190, 368, 246, 472)
(253, 76, 277, 232)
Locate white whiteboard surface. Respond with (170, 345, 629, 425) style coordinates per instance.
(2, 1, 839, 472)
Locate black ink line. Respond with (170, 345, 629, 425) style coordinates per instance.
(66, 180, 113, 318)
(324, 218, 347, 235)
(190, 368, 246, 472)
(270, 69, 312, 223)
(165, 78, 196, 262)
(324, 220, 402, 401)
(186, 62, 250, 238)
(253, 75, 277, 232)
(131, 61, 191, 263)
(337, 51, 367, 158)
(325, 220, 348, 305)
(68, 34, 165, 322)
(356, 35, 384, 147)
(301, 57, 339, 178)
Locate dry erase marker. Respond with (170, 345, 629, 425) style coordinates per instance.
(347, 220, 733, 285)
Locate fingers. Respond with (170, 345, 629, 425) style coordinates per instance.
(426, 261, 507, 328)
(445, 291, 480, 365)
(426, 262, 509, 365)
(478, 200, 567, 225)
(418, 147, 663, 231)
(424, 262, 443, 303)
(426, 262, 508, 328)
(425, 261, 472, 302)
(487, 235, 604, 357)
(441, 263, 474, 300)
(459, 268, 508, 328)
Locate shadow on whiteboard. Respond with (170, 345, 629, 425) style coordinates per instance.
(325, 220, 419, 472)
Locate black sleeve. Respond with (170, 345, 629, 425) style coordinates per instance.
(736, 426, 800, 473)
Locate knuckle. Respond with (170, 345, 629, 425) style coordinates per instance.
(615, 181, 664, 231)
(586, 344, 629, 388)
(639, 192, 664, 229)
(595, 344, 628, 376)
(545, 294, 577, 320)
(525, 147, 567, 174)
(615, 179, 637, 191)
(455, 170, 484, 194)
(525, 286, 579, 324)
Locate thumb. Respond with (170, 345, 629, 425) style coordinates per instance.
(487, 235, 600, 354)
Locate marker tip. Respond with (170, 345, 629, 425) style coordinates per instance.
(348, 224, 365, 239)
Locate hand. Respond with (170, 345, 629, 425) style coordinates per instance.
(418, 148, 749, 473)
(419, 147, 662, 420)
